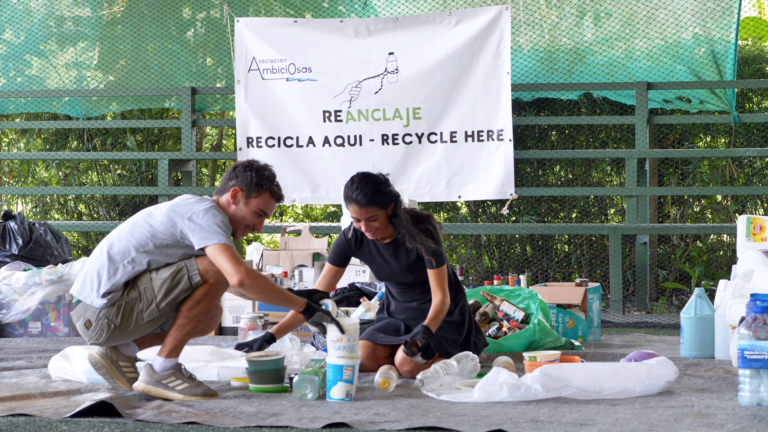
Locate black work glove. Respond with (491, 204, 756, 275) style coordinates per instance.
(287, 288, 330, 304)
(299, 300, 345, 336)
(403, 324, 437, 364)
(234, 332, 276, 353)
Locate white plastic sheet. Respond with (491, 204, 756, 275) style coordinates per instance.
(48, 345, 107, 384)
(423, 356, 679, 402)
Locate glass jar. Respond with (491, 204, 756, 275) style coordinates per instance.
(238, 313, 264, 342)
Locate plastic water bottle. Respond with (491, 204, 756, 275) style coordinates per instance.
(386, 52, 398, 83)
(293, 358, 326, 401)
(414, 351, 480, 392)
(374, 364, 399, 393)
(680, 287, 715, 358)
(737, 301, 768, 406)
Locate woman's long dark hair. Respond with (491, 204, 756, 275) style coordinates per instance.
(343, 172, 443, 259)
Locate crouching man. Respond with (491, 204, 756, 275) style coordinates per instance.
(70, 160, 341, 401)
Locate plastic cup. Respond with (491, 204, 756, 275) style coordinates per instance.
(522, 350, 561, 363)
(326, 356, 359, 402)
(325, 317, 360, 358)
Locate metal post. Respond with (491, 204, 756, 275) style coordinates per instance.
(609, 230, 624, 314)
(158, 159, 170, 203)
(635, 82, 650, 310)
(180, 87, 197, 188)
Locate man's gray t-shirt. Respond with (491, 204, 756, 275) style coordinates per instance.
(71, 195, 236, 308)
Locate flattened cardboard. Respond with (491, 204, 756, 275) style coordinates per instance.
(261, 225, 328, 282)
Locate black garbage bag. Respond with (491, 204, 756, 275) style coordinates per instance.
(0, 210, 71, 269)
(330, 282, 382, 307)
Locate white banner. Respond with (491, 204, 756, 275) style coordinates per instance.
(235, 6, 513, 204)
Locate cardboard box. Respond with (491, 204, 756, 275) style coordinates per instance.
(335, 258, 375, 289)
(531, 282, 602, 343)
(262, 225, 328, 287)
(220, 292, 255, 336)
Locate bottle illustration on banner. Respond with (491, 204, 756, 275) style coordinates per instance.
(386, 52, 398, 83)
(334, 52, 400, 108)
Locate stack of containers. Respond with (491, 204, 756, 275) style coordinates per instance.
(324, 315, 361, 402)
(245, 351, 289, 393)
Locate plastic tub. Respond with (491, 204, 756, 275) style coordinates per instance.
(245, 351, 285, 371)
(326, 356, 360, 402)
(522, 350, 561, 363)
(524, 355, 582, 374)
(325, 317, 360, 358)
(246, 366, 287, 386)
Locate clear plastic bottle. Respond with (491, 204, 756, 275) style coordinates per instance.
(414, 351, 480, 392)
(293, 358, 326, 401)
(374, 364, 399, 393)
(737, 300, 768, 406)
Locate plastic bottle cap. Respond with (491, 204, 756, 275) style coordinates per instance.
(379, 379, 390, 389)
(493, 275, 501, 280)
(281, 271, 288, 278)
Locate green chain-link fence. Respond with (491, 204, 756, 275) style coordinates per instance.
(3, 1, 768, 329)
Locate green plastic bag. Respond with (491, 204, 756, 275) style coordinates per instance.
(466, 286, 583, 354)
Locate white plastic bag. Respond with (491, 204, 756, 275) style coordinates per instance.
(48, 346, 107, 384)
(138, 345, 247, 381)
(422, 356, 679, 402)
(0, 257, 88, 323)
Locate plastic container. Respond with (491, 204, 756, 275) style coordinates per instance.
(246, 367, 286, 386)
(493, 275, 502, 286)
(680, 287, 715, 359)
(245, 351, 285, 371)
(524, 355, 582, 374)
(293, 358, 326, 401)
(326, 356, 359, 401)
(374, 364, 399, 393)
(414, 351, 480, 392)
(737, 304, 768, 406)
(737, 215, 768, 258)
(492, 356, 516, 373)
(522, 350, 561, 363)
(325, 317, 360, 358)
(238, 313, 264, 342)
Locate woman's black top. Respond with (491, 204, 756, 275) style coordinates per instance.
(327, 222, 488, 358)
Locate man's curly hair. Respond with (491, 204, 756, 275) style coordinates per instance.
(214, 160, 284, 203)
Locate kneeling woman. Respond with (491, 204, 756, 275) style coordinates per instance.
(238, 172, 487, 377)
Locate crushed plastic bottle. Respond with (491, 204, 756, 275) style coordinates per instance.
(414, 351, 480, 392)
(293, 358, 327, 401)
(374, 364, 399, 393)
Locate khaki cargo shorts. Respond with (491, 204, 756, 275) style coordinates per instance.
(72, 257, 203, 347)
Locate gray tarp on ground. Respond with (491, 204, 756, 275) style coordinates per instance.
(1, 335, 767, 431)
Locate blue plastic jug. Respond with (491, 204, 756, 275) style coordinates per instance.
(680, 287, 715, 358)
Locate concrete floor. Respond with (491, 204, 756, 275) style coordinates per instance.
(1, 333, 767, 432)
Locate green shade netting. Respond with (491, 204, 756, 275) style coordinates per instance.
(0, 0, 741, 119)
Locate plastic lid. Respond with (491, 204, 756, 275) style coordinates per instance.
(750, 293, 768, 299)
(281, 271, 289, 277)
(249, 384, 290, 393)
(493, 275, 501, 280)
(484, 281, 493, 286)
(379, 379, 390, 389)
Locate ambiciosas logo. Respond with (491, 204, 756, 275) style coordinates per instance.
(247, 57, 317, 82)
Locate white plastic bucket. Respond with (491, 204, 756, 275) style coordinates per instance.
(325, 317, 360, 358)
(326, 356, 359, 402)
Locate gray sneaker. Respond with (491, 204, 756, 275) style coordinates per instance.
(133, 363, 218, 401)
(88, 346, 139, 390)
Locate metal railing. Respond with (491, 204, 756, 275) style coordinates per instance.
(2, 80, 766, 316)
